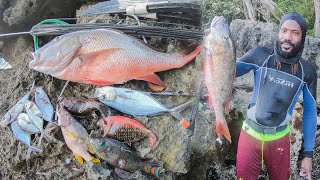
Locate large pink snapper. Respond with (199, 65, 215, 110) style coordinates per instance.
(29, 29, 202, 88)
(203, 16, 236, 143)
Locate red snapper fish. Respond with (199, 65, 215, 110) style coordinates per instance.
(29, 29, 202, 88)
(203, 16, 236, 143)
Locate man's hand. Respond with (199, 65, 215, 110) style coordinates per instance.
(300, 157, 312, 180)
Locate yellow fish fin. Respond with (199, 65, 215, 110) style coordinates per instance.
(74, 153, 84, 165)
(66, 131, 77, 141)
(91, 158, 100, 163)
(88, 144, 95, 154)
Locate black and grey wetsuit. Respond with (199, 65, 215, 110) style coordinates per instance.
(236, 46, 317, 156)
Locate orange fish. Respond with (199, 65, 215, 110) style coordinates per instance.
(203, 16, 236, 143)
(30, 29, 202, 89)
(97, 116, 158, 148)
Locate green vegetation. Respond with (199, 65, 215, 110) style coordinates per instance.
(275, 0, 315, 36)
(201, 0, 316, 37)
(201, 0, 245, 27)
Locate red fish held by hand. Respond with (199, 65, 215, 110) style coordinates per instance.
(29, 29, 202, 89)
(203, 16, 236, 143)
(97, 116, 158, 148)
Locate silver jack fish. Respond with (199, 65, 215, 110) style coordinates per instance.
(17, 113, 40, 134)
(35, 87, 54, 122)
(95, 86, 192, 128)
(10, 121, 42, 158)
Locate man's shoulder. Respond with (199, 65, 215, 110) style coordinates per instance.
(299, 58, 317, 83)
(300, 58, 317, 73)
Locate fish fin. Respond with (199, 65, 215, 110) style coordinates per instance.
(28, 145, 43, 153)
(78, 48, 121, 62)
(42, 131, 54, 142)
(168, 101, 193, 128)
(83, 78, 114, 86)
(102, 120, 113, 137)
(169, 100, 193, 113)
(143, 163, 161, 177)
(136, 73, 166, 87)
(66, 131, 77, 141)
(225, 72, 236, 115)
(208, 95, 213, 109)
(147, 82, 166, 91)
(114, 168, 131, 179)
(88, 144, 95, 154)
(91, 158, 101, 163)
(148, 132, 158, 148)
(174, 43, 203, 68)
(216, 120, 231, 143)
(74, 153, 84, 165)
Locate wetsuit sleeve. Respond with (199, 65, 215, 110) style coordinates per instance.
(302, 69, 317, 158)
(236, 48, 258, 77)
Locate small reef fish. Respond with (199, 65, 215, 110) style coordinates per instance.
(58, 107, 100, 164)
(25, 100, 52, 141)
(17, 113, 40, 134)
(10, 121, 42, 158)
(95, 86, 192, 128)
(203, 16, 236, 143)
(29, 29, 202, 89)
(34, 87, 54, 122)
(58, 97, 110, 119)
(90, 137, 161, 177)
(97, 116, 158, 148)
(1, 92, 31, 127)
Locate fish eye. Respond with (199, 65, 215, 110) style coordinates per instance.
(54, 36, 62, 41)
(222, 35, 229, 41)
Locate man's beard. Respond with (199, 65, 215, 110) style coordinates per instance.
(277, 39, 302, 58)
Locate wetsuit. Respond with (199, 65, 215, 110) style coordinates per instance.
(235, 46, 317, 180)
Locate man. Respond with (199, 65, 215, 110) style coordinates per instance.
(235, 12, 317, 180)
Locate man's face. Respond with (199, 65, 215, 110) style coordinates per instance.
(278, 20, 302, 55)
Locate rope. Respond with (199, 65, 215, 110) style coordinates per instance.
(33, 19, 69, 51)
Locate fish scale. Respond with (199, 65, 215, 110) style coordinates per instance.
(113, 127, 147, 142)
(90, 137, 161, 177)
(97, 116, 158, 148)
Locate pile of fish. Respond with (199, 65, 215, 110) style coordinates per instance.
(0, 86, 55, 158)
(1, 14, 237, 178)
(57, 97, 161, 177)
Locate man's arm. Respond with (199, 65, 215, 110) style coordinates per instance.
(302, 70, 317, 157)
(300, 68, 317, 179)
(236, 48, 259, 77)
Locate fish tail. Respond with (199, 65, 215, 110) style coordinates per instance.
(148, 131, 158, 148)
(26, 145, 43, 158)
(175, 43, 203, 67)
(41, 130, 54, 142)
(142, 163, 161, 177)
(169, 101, 193, 128)
(216, 119, 231, 143)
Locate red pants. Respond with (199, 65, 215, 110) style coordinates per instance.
(236, 130, 290, 180)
